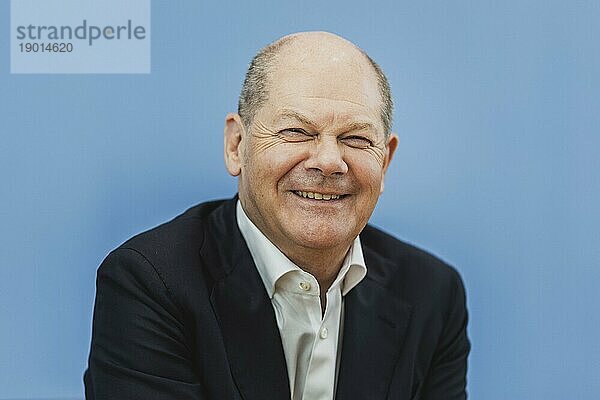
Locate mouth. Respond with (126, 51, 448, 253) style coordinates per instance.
(292, 190, 348, 201)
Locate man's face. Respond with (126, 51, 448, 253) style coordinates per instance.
(226, 38, 397, 257)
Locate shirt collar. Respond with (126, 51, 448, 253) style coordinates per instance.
(338, 234, 367, 296)
(236, 200, 367, 298)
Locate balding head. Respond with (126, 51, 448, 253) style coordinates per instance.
(238, 32, 393, 138)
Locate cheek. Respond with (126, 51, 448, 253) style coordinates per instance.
(346, 153, 385, 193)
(245, 143, 307, 190)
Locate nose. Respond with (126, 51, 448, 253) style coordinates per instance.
(304, 137, 349, 176)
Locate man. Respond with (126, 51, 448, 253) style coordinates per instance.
(84, 31, 470, 399)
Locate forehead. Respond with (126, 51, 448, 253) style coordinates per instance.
(260, 41, 383, 131)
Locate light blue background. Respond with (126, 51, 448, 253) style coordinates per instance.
(1, 1, 599, 399)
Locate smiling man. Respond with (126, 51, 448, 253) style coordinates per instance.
(85, 32, 470, 400)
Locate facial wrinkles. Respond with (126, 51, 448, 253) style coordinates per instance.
(246, 119, 287, 157)
(249, 111, 388, 173)
(361, 141, 387, 167)
(301, 95, 371, 109)
(325, 107, 388, 167)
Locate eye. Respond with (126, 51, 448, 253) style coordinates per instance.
(278, 128, 313, 141)
(341, 135, 373, 148)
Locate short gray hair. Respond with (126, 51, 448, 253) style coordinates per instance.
(237, 38, 393, 138)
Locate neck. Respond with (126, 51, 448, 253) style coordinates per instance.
(285, 244, 350, 314)
(284, 244, 350, 293)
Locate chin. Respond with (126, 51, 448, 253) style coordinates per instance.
(286, 220, 356, 250)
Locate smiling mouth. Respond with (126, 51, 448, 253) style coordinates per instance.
(293, 190, 347, 201)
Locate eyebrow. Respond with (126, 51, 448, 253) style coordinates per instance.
(277, 109, 376, 134)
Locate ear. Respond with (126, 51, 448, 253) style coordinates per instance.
(380, 133, 399, 194)
(224, 113, 245, 176)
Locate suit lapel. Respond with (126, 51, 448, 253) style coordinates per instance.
(203, 199, 290, 400)
(336, 245, 413, 400)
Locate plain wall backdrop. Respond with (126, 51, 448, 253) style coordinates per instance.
(1, 1, 599, 399)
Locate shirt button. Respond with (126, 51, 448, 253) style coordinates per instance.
(319, 327, 328, 339)
(299, 281, 311, 291)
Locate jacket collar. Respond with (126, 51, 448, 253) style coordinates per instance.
(335, 245, 413, 400)
(202, 197, 291, 400)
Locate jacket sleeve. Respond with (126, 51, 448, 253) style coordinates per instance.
(84, 247, 205, 399)
(420, 270, 471, 400)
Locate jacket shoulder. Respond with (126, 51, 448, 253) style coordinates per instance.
(118, 199, 225, 260)
(361, 224, 464, 293)
(100, 199, 231, 304)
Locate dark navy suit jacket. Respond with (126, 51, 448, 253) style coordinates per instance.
(84, 197, 470, 399)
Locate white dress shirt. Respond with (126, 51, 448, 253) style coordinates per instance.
(236, 201, 367, 400)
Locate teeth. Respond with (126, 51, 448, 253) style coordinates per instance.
(295, 191, 341, 201)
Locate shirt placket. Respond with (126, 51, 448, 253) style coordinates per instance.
(301, 284, 342, 400)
